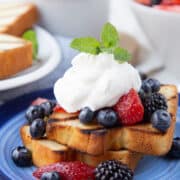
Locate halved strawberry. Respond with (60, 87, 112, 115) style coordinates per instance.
(154, 4, 180, 12)
(33, 161, 95, 180)
(114, 89, 144, 126)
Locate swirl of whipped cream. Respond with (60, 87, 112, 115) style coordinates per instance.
(54, 53, 141, 113)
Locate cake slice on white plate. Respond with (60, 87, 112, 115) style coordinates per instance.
(0, 2, 38, 36)
(0, 34, 33, 80)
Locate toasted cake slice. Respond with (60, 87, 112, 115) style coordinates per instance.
(46, 85, 178, 156)
(20, 126, 142, 170)
(0, 3, 38, 36)
(0, 34, 33, 79)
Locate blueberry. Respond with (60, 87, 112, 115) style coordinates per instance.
(30, 119, 46, 139)
(139, 72, 148, 80)
(79, 107, 95, 124)
(40, 101, 54, 116)
(139, 81, 152, 99)
(41, 171, 61, 180)
(151, 0, 162, 5)
(151, 110, 171, 132)
(26, 105, 44, 124)
(96, 109, 118, 128)
(167, 137, 180, 159)
(145, 78, 160, 92)
(11, 146, 32, 167)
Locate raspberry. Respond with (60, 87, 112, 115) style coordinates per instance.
(33, 161, 95, 180)
(95, 160, 133, 180)
(114, 89, 144, 126)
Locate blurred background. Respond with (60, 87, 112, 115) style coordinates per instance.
(0, 0, 180, 102)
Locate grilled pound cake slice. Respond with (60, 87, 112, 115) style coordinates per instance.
(0, 34, 33, 79)
(20, 126, 142, 170)
(0, 3, 38, 36)
(47, 85, 178, 156)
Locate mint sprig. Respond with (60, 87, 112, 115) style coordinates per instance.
(70, 23, 131, 63)
(71, 37, 100, 55)
(101, 22, 119, 48)
(113, 47, 131, 63)
(22, 29, 38, 59)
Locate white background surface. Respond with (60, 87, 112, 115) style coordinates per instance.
(0, 0, 179, 104)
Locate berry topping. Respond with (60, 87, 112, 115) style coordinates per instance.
(11, 146, 32, 167)
(151, 110, 171, 132)
(154, 4, 180, 12)
(53, 105, 67, 113)
(143, 92, 168, 118)
(31, 98, 48, 106)
(96, 109, 118, 128)
(152, 0, 162, 5)
(41, 171, 61, 180)
(41, 101, 55, 116)
(30, 119, 46, 139)
(162, 0, 180, 5)
(139, 72, 148, 80)
(114, 89, 144, 126)
(167, 137, 180, 158)
(95, 160, 133, 180)
(33, 161, 95, 180)
(26, 105, 44, 124)
(139, 81, 152, 100)
(79, 107, 95, 124)
(144, 78, 161, 93)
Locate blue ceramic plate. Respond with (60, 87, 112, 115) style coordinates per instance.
(0, 89, 179, 180)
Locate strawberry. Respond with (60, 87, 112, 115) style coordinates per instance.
(114, 89, 144, 126)
(53, 104, 67, 113)
(162, 0, 180, 5)
(136, 0, 151, 5)
(154, 4, 180, 12)
(31, 98, 48, 106)
(33, 161, 95, 180)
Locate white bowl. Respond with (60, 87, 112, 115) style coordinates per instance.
(130, 1, 180, 79)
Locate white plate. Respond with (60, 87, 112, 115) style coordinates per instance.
(0, 26, 61, 91)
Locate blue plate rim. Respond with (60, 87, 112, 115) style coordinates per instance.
(0, 88, 179, 180)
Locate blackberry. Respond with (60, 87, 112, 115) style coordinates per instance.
(143, 92, 168, 118)
(95, 160, 133, 180)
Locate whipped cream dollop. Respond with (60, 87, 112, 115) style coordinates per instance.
(54, 53, 141, 113)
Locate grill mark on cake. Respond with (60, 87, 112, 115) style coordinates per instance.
(54, 150, 68, 154)
(47, 119, 59, 124)
(80, 128, 107, 135)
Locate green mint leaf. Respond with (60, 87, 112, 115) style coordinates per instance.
(22, 30, 38, 59)
(71, 37, 100, 55)
(101, 22, 119, 48)
(113, 47, 131, 63)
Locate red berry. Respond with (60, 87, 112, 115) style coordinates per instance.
(136, 0, 151, 5)
(53, 104, 67, 113)
(114, 89, 144, 126)
(154, 4, 180, 12)
(162, 0, 180, 5)
(31, 98, 48, 106)
(33, 161, 95, 180)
